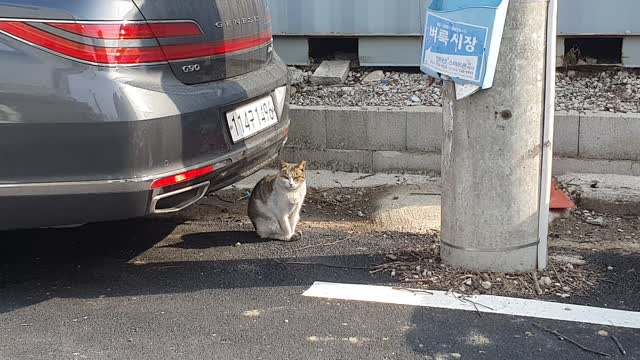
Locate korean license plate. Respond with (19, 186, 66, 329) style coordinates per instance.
(226, 96, 278, 143)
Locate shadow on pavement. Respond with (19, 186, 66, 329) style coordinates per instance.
(0, 218, 177, 260)
(0, 218, 178, 312)
(166, 231, 270, 249)
(0, 220, 386, 315)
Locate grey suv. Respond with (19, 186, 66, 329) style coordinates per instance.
(0, 0, 289, 230)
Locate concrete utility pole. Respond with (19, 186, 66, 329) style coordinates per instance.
(440, 0, 555, 272)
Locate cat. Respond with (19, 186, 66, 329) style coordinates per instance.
(248, 160, 307, 241)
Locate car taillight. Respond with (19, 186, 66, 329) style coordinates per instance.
(48, 22, 202, 40)
(160, 29, 272, 61)
(150, 165, 214, 189)
(0, 20, 271, 66)
(0, 22, 167, 64)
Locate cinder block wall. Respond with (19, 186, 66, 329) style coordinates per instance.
(284, 106, 640, 176)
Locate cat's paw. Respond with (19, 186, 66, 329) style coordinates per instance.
(289, 230, 303, 242)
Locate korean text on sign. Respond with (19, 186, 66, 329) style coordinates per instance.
(422, 13, 488, 83)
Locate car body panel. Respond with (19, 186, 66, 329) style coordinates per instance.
(0, 0, 290, 230)
(132, 0, 273, 84)
(0, 0, 145, 21)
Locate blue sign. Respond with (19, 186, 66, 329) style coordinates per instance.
(420, 0, 509, 90)
(422, 14, 488, 83)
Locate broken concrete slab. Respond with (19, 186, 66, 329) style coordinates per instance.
(370, 185, 441, 234)
(311, 60, 350, 85)
(557, 173, 640, 215)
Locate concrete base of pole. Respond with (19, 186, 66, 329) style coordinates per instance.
(440, 0, 549, 272)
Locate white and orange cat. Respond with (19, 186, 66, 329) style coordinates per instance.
(248, 160, 307, 241)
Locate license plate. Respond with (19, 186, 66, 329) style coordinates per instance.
(226, 96, 278, 143)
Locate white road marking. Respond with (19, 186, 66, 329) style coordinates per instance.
(303, 282, 640, 329)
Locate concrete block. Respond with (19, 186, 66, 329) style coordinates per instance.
(326, 108, 368, 150)
(371, 186, 442, 234)
(366, 109, 407, 151)
(282, 147, 372, 173)
(287, 106, 327, 149)
(553, 112, 579, 157)
(372, 151, 441, 174)
(406, 107, 443, 152)
(579, 113, 640, 161)
(310, 60, 350, 85)
(552, 157, 634, 176)
(632, 162, 640, 177)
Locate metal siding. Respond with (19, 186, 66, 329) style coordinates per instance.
(267, 0, 426, 36)
(267, 0, 640, 66)
(266, 0, 640, 36)
(273, 37, 309, 65)
(558, 0, 640, 35)
(359, 37, 422, 66)
(623, 37, 640, 67)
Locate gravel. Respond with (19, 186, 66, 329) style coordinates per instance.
(291, 68, 442, 108)
(585, 216, 607, 227)
(556, 69, 640, 113)
(289, 67, 640, 113)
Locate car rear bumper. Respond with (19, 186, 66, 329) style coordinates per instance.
(0, 57, 290, 230)
(0, 131, 286, 230)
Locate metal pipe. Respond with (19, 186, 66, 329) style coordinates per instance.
(537, 0, 558, 270)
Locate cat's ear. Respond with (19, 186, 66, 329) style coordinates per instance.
(279, 160, 288, 170)
(297, 160, 307, 171)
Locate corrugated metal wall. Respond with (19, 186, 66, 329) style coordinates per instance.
(268, 0, 427, 36)
(267, 0, 640, 67)
(558, 0, 639, 35)
(268, 0, 639, 36)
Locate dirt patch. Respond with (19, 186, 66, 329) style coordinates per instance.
(168, 186, 387, 232)
(303, 186, 387, 223)
(371, 235, 603, 299)
(549, 210, 640, 254)
(175, 186, 639, 252)
(372, 210, 640, 299)
(169, 185, 638, 300)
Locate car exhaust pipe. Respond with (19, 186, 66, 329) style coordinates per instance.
(150, 181, 210, 214)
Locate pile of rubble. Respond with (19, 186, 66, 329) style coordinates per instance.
(372, 238, 602, 299)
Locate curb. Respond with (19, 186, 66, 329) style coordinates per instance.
(286, 105, 640, 176)
(557, 173, 640, 216)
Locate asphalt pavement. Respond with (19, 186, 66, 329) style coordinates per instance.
(1, 203, 639, 360)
